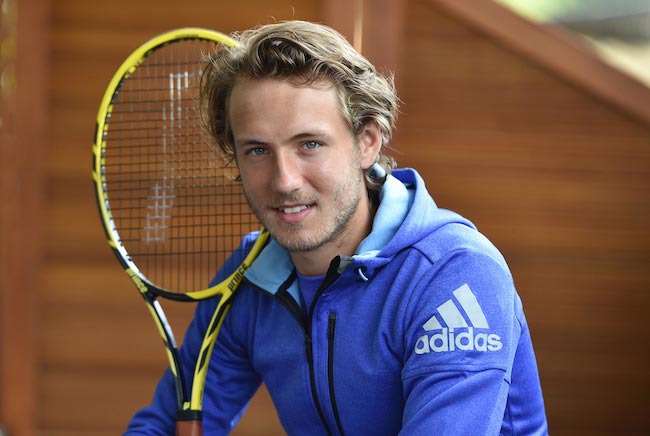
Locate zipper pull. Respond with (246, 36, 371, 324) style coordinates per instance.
(328, 313, 336, 340)
(305, 334, 313, 361)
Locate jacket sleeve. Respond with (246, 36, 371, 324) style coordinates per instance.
(399, 247, 543, 435)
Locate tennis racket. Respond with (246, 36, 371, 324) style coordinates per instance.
(92, 28, 268, 436)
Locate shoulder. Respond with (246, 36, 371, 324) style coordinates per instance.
(395, 238, 521, 376)
(413, 220, 508, 270)
(401, 241, 516, 324)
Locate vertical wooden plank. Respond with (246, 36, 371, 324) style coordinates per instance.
(320, 0, 359, 47)
(0, 0, 21, 431)
(0, 0, 49, 434)
(360, 0, 404, 75)
(322, 0, 404, 74)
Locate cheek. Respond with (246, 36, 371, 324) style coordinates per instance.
(241, 173, 263, 196)
(318, 145, 359, 175)
(304, 160, 339, 191)
(316, 149, 362, 182)
(238, 166, 264, 197)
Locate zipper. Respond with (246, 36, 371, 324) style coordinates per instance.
(328, 313, 344, 436)
(305, 334, 332, 436)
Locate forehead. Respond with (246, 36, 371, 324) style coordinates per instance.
(231, 75, 338, 100)
(228, 77, 350, 137)
(230, 76, 345, 112)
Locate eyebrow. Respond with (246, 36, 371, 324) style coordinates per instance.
(290, 131, 331, 142)
(235, 138, 268, 148)
(235, 130, 332, 148)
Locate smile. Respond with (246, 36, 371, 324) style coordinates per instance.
(278, 204, 311, 214)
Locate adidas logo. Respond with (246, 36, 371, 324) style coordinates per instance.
(415, 284, 503, 354)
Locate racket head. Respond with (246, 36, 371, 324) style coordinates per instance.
(93, 28, 264, 301)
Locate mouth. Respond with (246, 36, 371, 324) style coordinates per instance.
(271, 202, 315, 224)
(278, 204, 311, 214)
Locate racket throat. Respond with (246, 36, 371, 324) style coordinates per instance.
(176, 408, 202, 421)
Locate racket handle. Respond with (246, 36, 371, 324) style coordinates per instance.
(176, 419, 202, 436)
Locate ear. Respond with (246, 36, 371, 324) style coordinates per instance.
(357, 121, 383, 170)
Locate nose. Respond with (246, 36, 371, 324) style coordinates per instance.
(271, 151, 302, 194)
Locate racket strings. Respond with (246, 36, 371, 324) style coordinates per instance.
(102, 38, 258, 294)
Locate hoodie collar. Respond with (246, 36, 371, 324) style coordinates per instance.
(355, 173, 414, 257)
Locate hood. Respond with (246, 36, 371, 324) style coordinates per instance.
(358, 167, 476, 262)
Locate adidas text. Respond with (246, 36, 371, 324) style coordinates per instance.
(415, 327, 503, 354)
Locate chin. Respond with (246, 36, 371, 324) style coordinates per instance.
(272, 230, 323, 253)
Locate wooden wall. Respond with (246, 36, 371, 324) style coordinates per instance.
(1, 0, 649, 435)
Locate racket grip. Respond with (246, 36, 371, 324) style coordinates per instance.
(176, 419, 202, 436)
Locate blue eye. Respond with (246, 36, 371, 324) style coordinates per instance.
(247, 147, 267, 156)
(304, 141, 320, 150)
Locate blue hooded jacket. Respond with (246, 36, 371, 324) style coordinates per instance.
(126, 168, 548, 435)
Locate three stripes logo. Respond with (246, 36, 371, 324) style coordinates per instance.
(414, 284, 503, 354)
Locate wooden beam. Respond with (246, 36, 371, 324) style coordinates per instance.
(429, 0, 650, 125)
(0, 0, 49, 434)
(321, 0, 405, 86)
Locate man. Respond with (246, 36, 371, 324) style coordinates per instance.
(126, 20, 548, 435)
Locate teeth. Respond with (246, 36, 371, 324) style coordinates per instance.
(281, 205, 308, 214)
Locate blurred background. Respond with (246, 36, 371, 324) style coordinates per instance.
(1, 0, 648, 435)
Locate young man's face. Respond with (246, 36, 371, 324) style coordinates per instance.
(228, 77, 380, 258)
